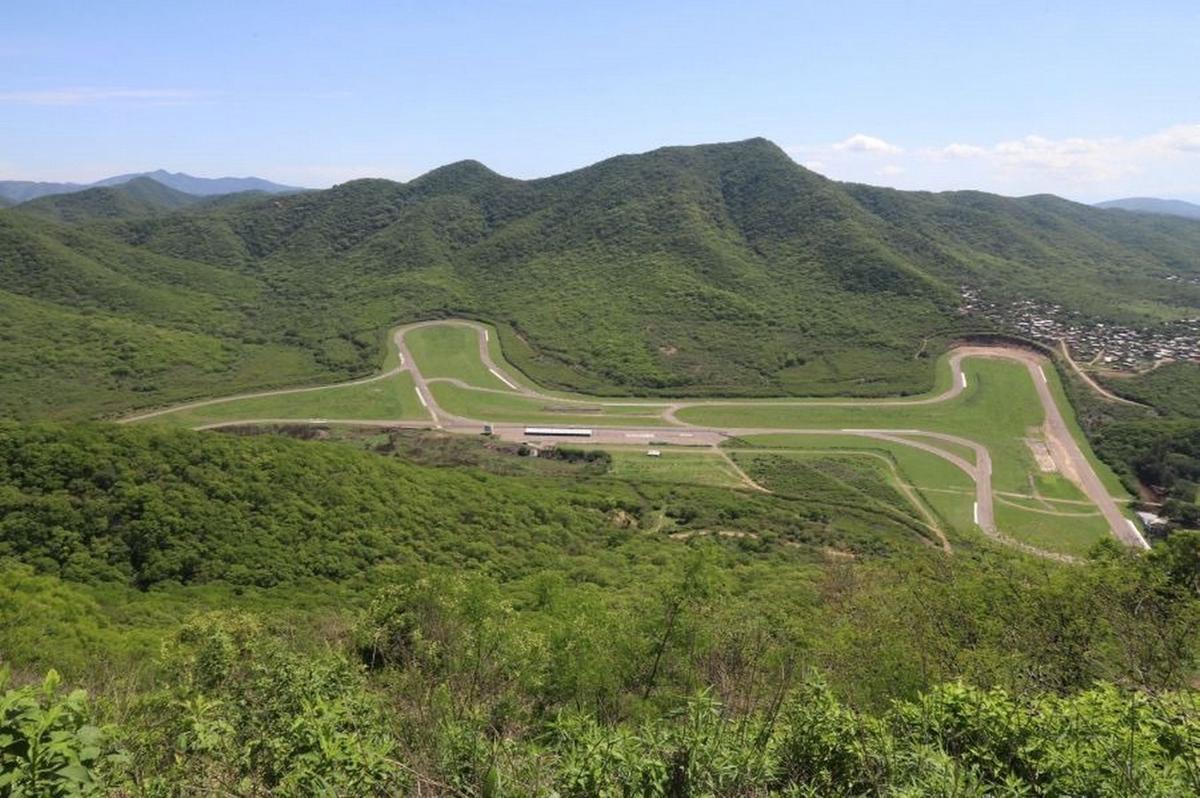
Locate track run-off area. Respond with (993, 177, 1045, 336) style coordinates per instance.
(122, 319, 1150, 560)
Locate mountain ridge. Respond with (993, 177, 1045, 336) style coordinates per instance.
(0, 169, 303, 204)
(1, 137, 1198, 421)
(1096, 197, 1200, 220)
(13, 176, 206, 222)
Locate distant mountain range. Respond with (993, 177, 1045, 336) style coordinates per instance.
(1095, 197, 1200, 220)
(0, 169, 302, 204)
(10, 176, 257, 223)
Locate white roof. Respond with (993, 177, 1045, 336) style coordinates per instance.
(523, 427, 593, 436)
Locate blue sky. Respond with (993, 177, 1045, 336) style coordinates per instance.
(2, 0, 1198, 201)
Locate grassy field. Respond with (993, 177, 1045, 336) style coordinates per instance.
(482, 321, 681, 404)
(405, 324, 515, 391)
(728, 450, 944, 548)
(995, 494, 1103, 514)
(428, 381, 668, 426)
(1029, 470, 1094, 502)
(153, 370, 427, 427)
(127, 321, 1128, 557)
(379, 326, 404, 372)
(993, 502, 1112, 557)
(893, 433, 978, 467)
(680, 358, 1088, 498)
(732, 451, 921, 519)
(727, 434, 977, 538)
(603, 447, 746, 489)
(721, 431, 1113, 556)
(728, 434, 975, 488)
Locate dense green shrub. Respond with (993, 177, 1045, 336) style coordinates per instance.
(122, 613, 407, 797)
(11, 659, 1193, 795)
(0, 669, 121, 796)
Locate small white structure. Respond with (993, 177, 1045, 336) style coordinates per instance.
(1136, 511, 1169, 535)
(647, 449, 662, 457)
(523, 427, 593, 437)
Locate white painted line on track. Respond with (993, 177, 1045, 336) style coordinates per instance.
(973, 501, 979, 525)
(1037, 366, 1047, 384)
(416, 388, 428, 408)
(960, 373, 967, 389)
(398, 353, 404, 366)
(625, 433, 654, 438)
(483, 329, 489, 342)
(489, 367, 519, 390)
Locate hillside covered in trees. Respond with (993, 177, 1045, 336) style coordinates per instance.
(3, 139, 1200, 793)
(3, 138, 1199, 420)
(4, 137, 1198, 523)
(1, 423, 1198, 794)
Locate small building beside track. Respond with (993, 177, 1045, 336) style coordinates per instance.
(523, 427, 593, 437)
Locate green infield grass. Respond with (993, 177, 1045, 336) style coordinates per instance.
(604, 448, 746, 488)
(726, 436, 976, 536)
(728, 450, 944, 547)
(726, 434, 976, 492)
(404, 324, 516, 391)
(678, 358, 1095, 498)
(993, 501, 1111, 557)
(152, 371, 427, 427)
(428, 381, 668, 426)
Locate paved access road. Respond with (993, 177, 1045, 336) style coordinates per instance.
(135, 319, 1150, 556)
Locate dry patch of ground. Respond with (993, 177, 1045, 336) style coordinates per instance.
(1024, 435, 1056, 473)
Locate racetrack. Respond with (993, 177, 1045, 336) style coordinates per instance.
(126, 319, 1149, 557)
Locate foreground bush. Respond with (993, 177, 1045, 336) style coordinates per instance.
(0, 669, 121, 797)
(5, 631, 1198, 795)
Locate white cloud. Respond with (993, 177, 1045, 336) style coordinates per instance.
(0, 87, 200, 105)
(936, 143, 988, 159)
(787, 122, 1200, 201)
(1150, 123, 1200, 153)
(991, 134, 1126, 177)
(832, 133, 902, 154)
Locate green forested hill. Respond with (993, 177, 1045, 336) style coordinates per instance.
(3, 135, 1200, 791)
(1, 422, 1197, 794)
(12, 176, 204, 222)
(844, 184, 1200, 317)
(0, 211, 335, 419)
(2, 137, 1198, 421)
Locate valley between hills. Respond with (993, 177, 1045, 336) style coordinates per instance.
(2, 138, 1199, 795)
(125, 318, 1147, 560)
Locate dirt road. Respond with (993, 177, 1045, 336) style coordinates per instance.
(1058, 340, 1150, 408)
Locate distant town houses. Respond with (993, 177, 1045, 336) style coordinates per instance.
(960, 285, 1200, 371)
